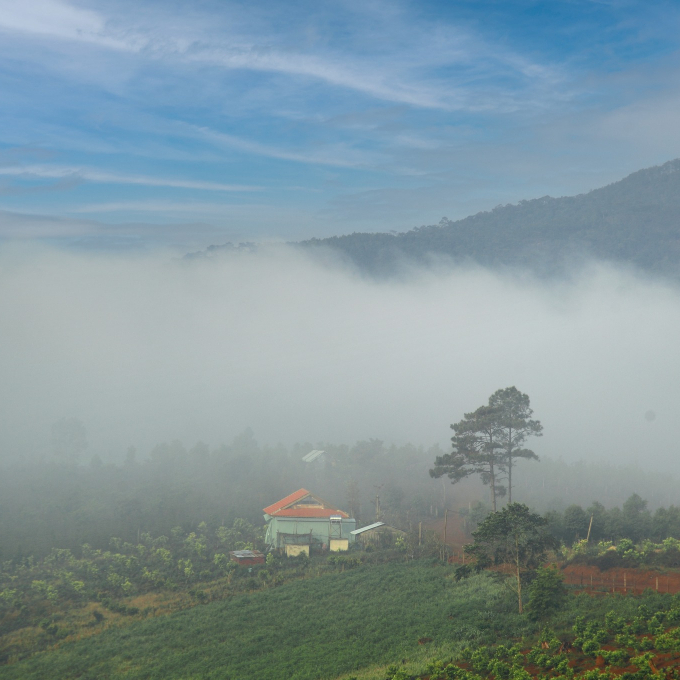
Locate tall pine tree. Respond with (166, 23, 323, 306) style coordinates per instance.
(489, 387, 542, 504)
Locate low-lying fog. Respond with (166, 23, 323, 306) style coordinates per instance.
(0, 243, 677, 471)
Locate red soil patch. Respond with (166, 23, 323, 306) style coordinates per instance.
(561, 564, 680, 595)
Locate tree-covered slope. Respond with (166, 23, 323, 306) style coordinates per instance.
(300, 160, 680, 276)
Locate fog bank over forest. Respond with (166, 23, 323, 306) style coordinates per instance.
(0, 242, 677, 471)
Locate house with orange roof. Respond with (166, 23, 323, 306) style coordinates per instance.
(263, 488, 356, 555)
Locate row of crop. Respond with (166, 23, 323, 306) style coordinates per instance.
(376, 598, 680, 680)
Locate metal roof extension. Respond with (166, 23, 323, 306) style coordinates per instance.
(350, 522, 385, 535)
(301, 449, 325, 463)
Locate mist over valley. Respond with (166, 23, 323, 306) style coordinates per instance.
(1, 236, 678, 473)
(4, 2, 680, 677)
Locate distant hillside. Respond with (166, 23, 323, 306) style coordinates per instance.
(299, 160, 680, 276)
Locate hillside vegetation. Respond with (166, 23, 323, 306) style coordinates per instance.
(362, 596, 680, 680)
(299, 160, 680, 277)
(4, 555, 680, 680)
(0, 563, 527, 680)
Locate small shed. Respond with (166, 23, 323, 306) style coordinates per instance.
(351, 522, 406, 547)
(229, 549, 265, 565)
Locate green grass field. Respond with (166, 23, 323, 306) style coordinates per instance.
(0, 561, 527, 680)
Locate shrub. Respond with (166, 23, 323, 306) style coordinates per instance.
(582, 639, 600, 656)
(526, 566, 567, 621)
(600, 649, 629, 666)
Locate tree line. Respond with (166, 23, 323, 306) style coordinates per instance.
(0, 433, 444, 560)
(545, 493, 680, 545)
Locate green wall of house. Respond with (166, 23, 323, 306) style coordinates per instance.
(265, 516, 356, 549)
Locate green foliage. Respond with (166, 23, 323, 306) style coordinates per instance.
(0, 518, 267, 648)
(398, 604, 680, 680)
(385, 666, 411, 680)
(327, 554, 363, 568)
(548, 495, 680, 556)
(464, 503, 557, 613)
(600, 649, 629, 666)
(0, 563, 526, 680)
(527, 566, 567, 621)
(581, 639, 600, 656)
(467, 504, 555, 572)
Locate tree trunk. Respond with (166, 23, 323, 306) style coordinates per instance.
(490, 460, 497, 512)
(515, 533, 523, 614)
(507, 426, 513, 504)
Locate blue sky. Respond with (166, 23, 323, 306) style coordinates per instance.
(1, 0, 680, 248)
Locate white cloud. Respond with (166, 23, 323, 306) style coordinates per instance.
(0, 164, 260, 191)
(190, 125, 381, 168)
(0, 0, 564, 112)
(0, 0, 133, 50)
(0, 0, 103, 39)
(71, 200, 236, 214)
(183, 46, 454, 110)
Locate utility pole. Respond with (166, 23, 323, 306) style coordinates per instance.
(373, 484, 384, 522)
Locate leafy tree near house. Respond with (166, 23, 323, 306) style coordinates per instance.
(465, 503, 557, 613)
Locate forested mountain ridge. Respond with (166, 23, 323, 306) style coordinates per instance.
(298, 159, 680, 276)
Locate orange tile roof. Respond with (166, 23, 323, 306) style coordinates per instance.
(263, 488, 349, 518)
(263, 488, 310, 516)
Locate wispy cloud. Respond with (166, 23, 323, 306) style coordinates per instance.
(183, 47, 457, 110)
(0, 165, 260, 192)
(189, 125, 381, 168)
(1, 0, 679, 243)
(0, 0, 132, 50)
(70, 200, 237, 214)
(0, 0, 564, 112)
